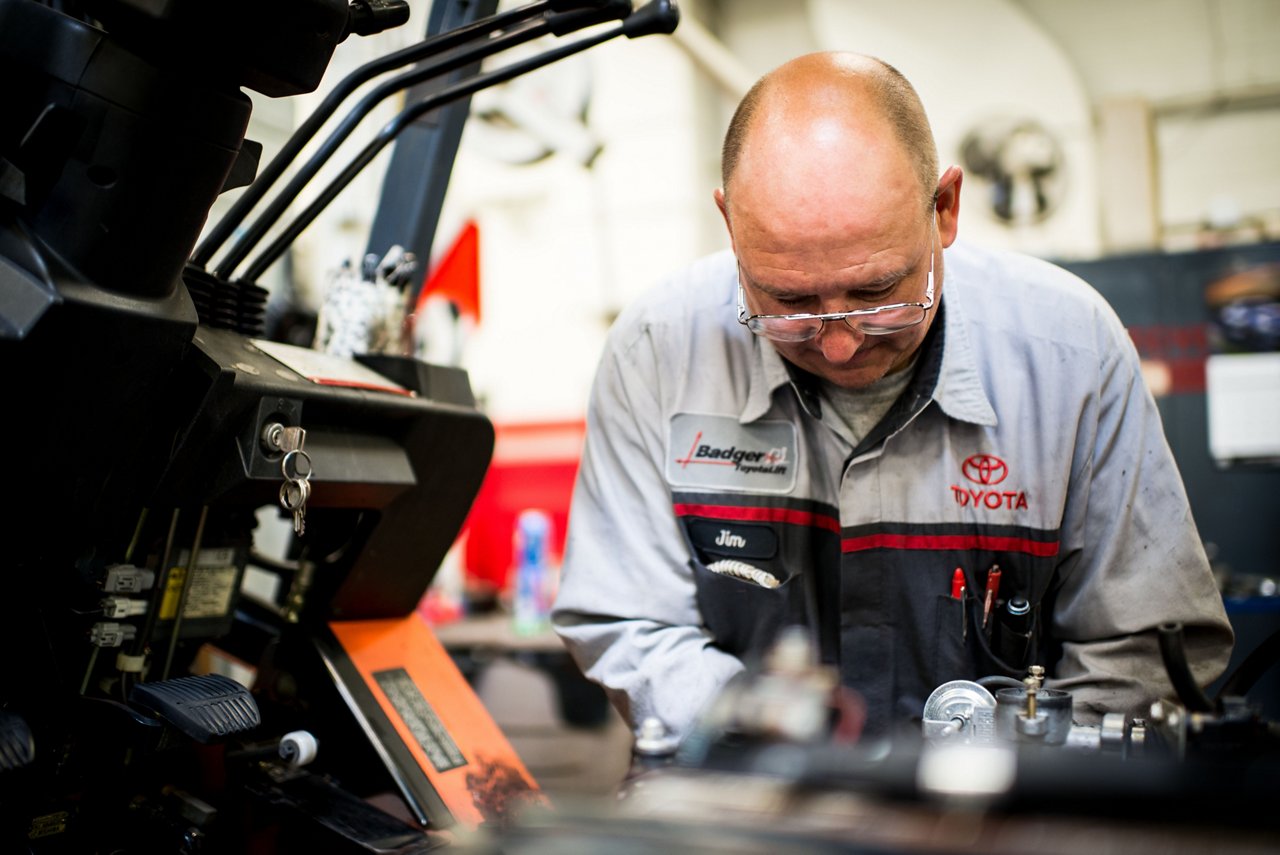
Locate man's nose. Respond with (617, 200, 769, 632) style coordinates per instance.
(817, 318, 865, 362)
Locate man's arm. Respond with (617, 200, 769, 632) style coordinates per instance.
(1048, 304, 1233, 721)
(552, 325, 745, 740)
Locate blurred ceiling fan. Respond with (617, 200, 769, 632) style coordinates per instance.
(960, 118, 1064, 226)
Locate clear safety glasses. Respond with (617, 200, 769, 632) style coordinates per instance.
(737, 228, 936, 342)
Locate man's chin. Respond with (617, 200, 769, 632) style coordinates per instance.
(812, 361, 889, 390)
(777, 346, 896, 390)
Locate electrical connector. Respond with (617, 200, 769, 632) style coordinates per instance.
(89, 622, 138, 648)
(103, 564, 156, 594)
(100, 597, 148, 619)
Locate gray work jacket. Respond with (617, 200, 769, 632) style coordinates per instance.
(552, 240, 1233, 741)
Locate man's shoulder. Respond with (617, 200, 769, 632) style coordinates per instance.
(949, 240, 1099, 301)
(948, 240, 1122, 345)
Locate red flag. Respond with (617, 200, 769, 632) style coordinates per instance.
(417, 219, 481, 322)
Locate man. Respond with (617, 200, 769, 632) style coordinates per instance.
(552, 52, 1233, 742)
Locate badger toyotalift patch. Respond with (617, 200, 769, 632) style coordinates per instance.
(667, 413, 797, 493)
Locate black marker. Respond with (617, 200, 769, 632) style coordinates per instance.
(1006, 595, 1031, 635)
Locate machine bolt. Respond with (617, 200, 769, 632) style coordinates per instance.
(634, 716, 679, 757)
(1021, 666, 1046, 719)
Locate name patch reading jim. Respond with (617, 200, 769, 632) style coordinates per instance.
(668, 413, 797, 493)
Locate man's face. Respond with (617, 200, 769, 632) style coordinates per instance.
(730, 206, 942, 390)
(715, 59, 961, 390)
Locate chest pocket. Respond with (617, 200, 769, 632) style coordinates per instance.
(931, 557, 1054, 681)
(690, 560, 807, 663)
(681, 514, 836, 663)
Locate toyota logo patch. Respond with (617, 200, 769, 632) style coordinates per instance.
(962, 454, 1008, 485)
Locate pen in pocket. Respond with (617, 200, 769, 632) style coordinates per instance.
(950, 567, 967, 639)
(982, 564, 1001, 630)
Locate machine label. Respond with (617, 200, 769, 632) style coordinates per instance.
(374, 668, 468, 773)
(28, 811, 69, 840)
(159, 549, 239, 620)
(668, 414, 797, 493)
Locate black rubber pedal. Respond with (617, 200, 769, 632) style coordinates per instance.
(0, 710, 35, 770)
(130, 673, 260, 743)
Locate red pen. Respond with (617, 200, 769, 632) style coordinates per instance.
(982, 565, 1002, 629)
(950, 567, 965, 600)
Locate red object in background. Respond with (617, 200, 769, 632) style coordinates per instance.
(461, 420, 586, 596)
(418, 219, 481, 322)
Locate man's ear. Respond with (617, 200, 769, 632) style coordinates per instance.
(935, 166, 963, 248)
(713, 187, 735, 250)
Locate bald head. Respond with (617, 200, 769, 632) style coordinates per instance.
(721, 52, 938, 219)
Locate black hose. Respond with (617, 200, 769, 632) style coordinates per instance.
(1157, 622, 1216, 713)
(1218, 626, 1280, 699)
